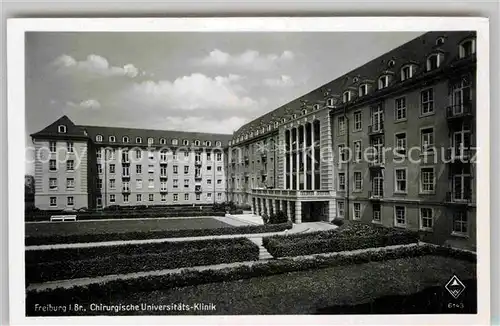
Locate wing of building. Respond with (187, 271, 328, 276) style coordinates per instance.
(30, 31, 477, 250)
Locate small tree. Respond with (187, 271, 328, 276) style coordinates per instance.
(269, 210, 288, 224)
(262, 213, 270, 224)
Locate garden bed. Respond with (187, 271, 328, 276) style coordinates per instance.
(26, 237, 259, 283)
(25, 221, 293, 246)
(263, 221, 419, 257)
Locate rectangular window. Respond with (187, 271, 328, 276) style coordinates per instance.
(395, 132, 407, 156)
(421, 128, 434, 153)
(338, 116, 346, 135)
(135, 149, 142, 160)
(148, 164, 154, 173)
(149, 194, 154, 202)
(395, 97, 407, 121)
(173, 193, 178, 202)
(136, 179, 142, 189)
(123, 194, 129, 203)
(217, 193, 222, 200)
(136, 194, 142, 202)
(173, 179, 178, 188)
(173, 165, 178, 174)
(161, 193, 167, 202)
(110, 179, 116, 189)
(49, 160, 57, 171)
(196, 193, 201, 201)
(96, 150, 102, 159)
(421, 167, 435, 193)
(452, 211, 468, 235)
(354, 141, 362, 161)
(353, 111, 362, 131)
(395, 206, 406, 226)
(184, 151, 189, 158)
(353, 171, 362, 191)
(207, 153, 212, 161)
(66, 160, 75, 171)
(353, 202, 361, 220)
(184, 193, 189, 201)
(49, 141, 57, 153)
(109, 194, 115, 203)
(108, 149, 116, 160)
(148, 150, 155, 160)
(49, 178, 58, 190)
(67, 196, 74, 206)
(217, 179, 222, 185)
(148, 178, 154, 188)
(420, 208, 434, 230)
(67, 142, 74, 153)
(395, 168, 407, 193)
(66, 178, 75, 190)
(184, 166, 189, 174)
(160, 166, 167, 176)
(216, 153, 222, 161)
(184, 179, 189, 188)
(49, 197, 57, 207)
(207, 193, 212, 198)
(207, 179, 212, 185)
(97, 164, 102, 174)
(136, 165, 142, 174)
(109, 164, 115, 174)
(160, 181, 167, 191)
(338, 144, 347, 162)
(122, 166, 129, 176)
(207, 166, 212, 171)
(122, 181, 129, 191)
(421, 88, 434, 115)
(337, 201, 345, 218)
(372, 203, 381, 222)
(338, 172, 346, 191)
(97, 178, 102, 189)
(217, 166, 222, 172)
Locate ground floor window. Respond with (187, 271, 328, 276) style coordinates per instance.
(123, 194, 129, 203)
(372, 203, 381, 222)
(161, 194, 166, 202)
(137, 194, 142, 202)
(67, 196, 74, 206)
(394, 205, 406, 226)
(50, 197, 57, 207)
(196, 193, 200, 200)
(353, 202, 361, 220)
(420, 207, 434, 230)
(173, 193, 178, 202)
(149, 194, 154, 202)
(109, 194, 115, 203)
(184, 193, 189, 201)
(452, 211, 468, 235)
(337, 201, 345, 218)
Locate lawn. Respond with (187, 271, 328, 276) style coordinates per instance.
(32, 255, 475, 315)
(25, 217, 231, 238)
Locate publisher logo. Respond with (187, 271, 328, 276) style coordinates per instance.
(445, 275, 466, 299)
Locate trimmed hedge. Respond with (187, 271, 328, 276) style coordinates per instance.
(26, 237, 259, 283)
(263, 221, 419, 258)
(25, 221, 293, 246)
(26, 244, 476, 305)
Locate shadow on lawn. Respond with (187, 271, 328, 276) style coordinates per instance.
(315, 279, 477, 314)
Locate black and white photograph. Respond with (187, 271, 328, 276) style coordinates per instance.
(7, 17, 490, 324)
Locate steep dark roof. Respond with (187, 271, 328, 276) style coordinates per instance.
(232, 30, 476, 140)
(31, 116, 233, 147)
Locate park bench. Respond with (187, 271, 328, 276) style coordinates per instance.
(50, 215, 77, 222)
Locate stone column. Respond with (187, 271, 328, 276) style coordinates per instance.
(289, 129, 293, 190)
(303, 124, 307, 190)
(257, 198, 262, 215)
(271, 199, 276, 215)
(311, 122, 315, 190)
(286, 200, 292, 222)
(328, 200, 336, 222)
(295, 201, 302, 224)
(296, 127, 300, 190)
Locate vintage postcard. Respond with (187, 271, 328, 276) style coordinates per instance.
(7, 17, 490, 325)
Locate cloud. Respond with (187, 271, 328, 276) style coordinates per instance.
(196, 49, 294, 71)
(66, 99, 101, 110)
(125, 73, 261, 112)
(52, 54, 140, 78)
(263, 75, 295, 88)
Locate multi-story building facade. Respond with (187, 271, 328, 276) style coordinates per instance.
(226, 31, 477, 250)
(31, 116, 232, 210)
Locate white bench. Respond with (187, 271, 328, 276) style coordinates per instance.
(50, 215, 77, 222)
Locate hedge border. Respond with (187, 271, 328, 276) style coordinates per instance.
(27, 244, 476, 304)
(25, 221, 293, 246)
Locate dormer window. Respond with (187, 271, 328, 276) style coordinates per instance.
(136, 137, 142, 144)
(268, 125, 272, 131)
(282, 118, 286, 123)
(292, 114, 297, 119)
(326, 98, 335, 107)
(426, 53, 443, 71)
(183, 139, 189, 146)
(109, 136, 116, 142)
(160, 138, 166, 145)
(216, 141, 221, 147)
(401, 64, 416, 81)
(96, 135, 103, 142)
(459, 38, 476, 58)
(378, 75, 390, 89)
(313, 104, 320, 110)
(436, 36, 445, 46)
(353, 76, 359, 83)
(359, 84, 368, 97)
(194, 140, 201, 146)
(122, 136, 129, 143)
(172, 139, 178, 145)
(261, 127, 265, 133)
(58, 125, 67, 133)
(342, 90, 352, 103)
(148, 137, 154, 145)
(206, 141, 212, 146)
(387, 60, 396, 68)
(274, 121, 279, 127)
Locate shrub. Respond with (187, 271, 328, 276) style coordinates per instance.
(263, 222, 420, 258)
(269, 211, 288, 224)
(26, 238, 259, 283)
(261, 213, 269, 224)
(229, 209, 244, 215)
(26, 243, 475, 305)
(26, 221, 293, 246)
(331, 217, 344, 226)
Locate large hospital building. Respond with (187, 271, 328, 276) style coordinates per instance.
(31, 31, 477, 249)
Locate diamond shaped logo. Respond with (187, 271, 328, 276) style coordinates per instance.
(445, 275, 466, 299)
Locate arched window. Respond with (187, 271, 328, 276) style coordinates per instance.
(426, 53, 444, 71)
(122, 136, 129, 143)
(136, 137, 142, 144)
(359, 84, 369, 97)
(313, 104, 320, 110)
(183, 139, 189, 146)
(342, 90, 352, 103)
(353, 76, 359, 83)
(326, 98, 335, 107)
(216, 141, 221, 147)
(148, 137, 154, 145)
(194, 140, 201, 146)
(109, 136, 116, 142)
(172, 139, 178, 145)
(267, 125, 272, 131)
(96, 135, 103, 142)
(400, 64, 416, 81)
(301, 109, 307, 115)
(459, 38, 476, 58)
(160, 138, 166, 145)
(387, 60, 396, 68)
(436, 36, 445, 46)
(292, 114, 297, 119)
(58, 125, 67, 133)
(378, 75, 390, 89)
(206, 141, 212, 146)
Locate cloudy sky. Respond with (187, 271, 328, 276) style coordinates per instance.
(25, 31, 422, 173)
